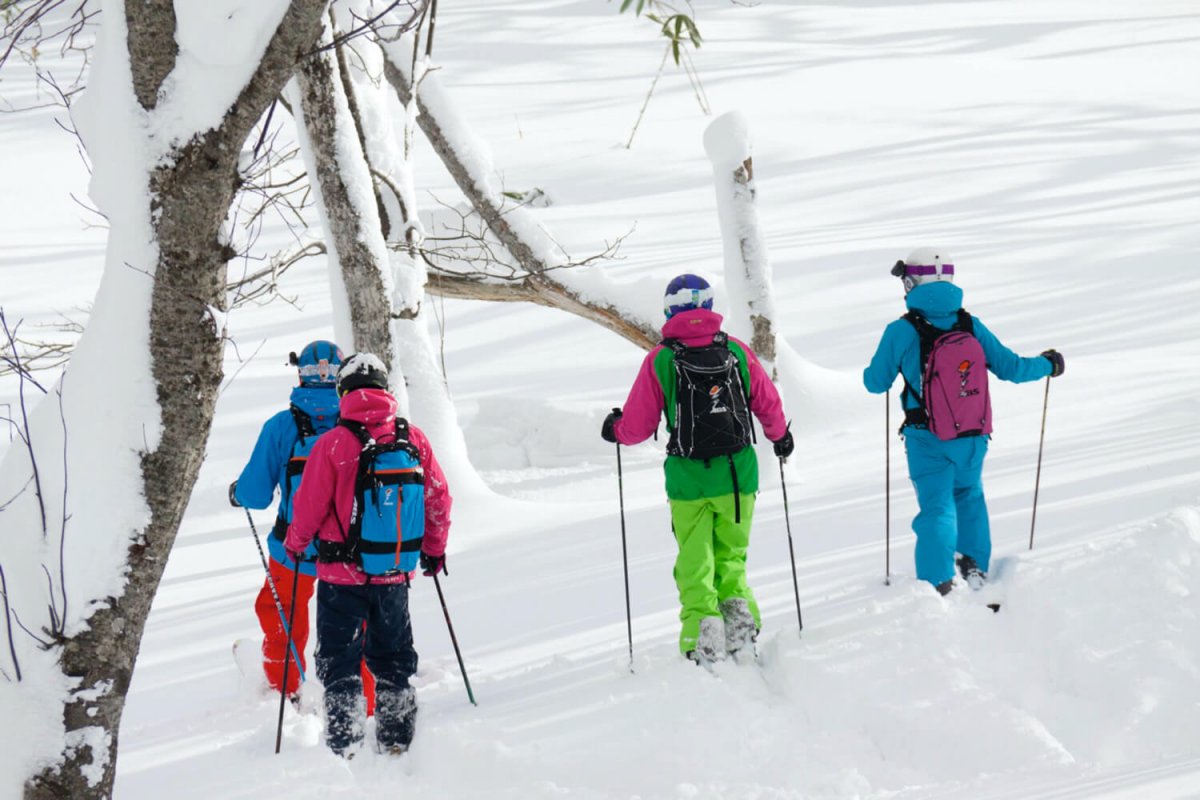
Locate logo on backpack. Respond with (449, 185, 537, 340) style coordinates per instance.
(319, 419, 425, 576)
(902, 310, 992, 441)
(663, 332, 753, 460)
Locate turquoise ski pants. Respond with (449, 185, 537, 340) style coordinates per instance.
(904, 428, 991, 586)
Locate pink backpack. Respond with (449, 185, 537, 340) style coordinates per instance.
(903, 310, 993, 441)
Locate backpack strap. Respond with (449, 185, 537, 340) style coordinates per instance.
(276, 406, 320, 537)
(338, 418, 373, 445)
(661, 337, 686, 357)
(289, 405, 318, 439)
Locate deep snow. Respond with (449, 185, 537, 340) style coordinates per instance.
(2, 1, 1199, 798)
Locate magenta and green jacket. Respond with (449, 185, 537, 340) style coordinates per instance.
(612, 308, 788, 500)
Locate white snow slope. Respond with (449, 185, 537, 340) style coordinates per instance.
(2, 1, 1199, 799)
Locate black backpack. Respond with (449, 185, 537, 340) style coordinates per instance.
(663, 332, 754, 461)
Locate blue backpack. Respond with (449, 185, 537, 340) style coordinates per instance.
(270, 407, 323, 563)
(319, 418, 426, 576)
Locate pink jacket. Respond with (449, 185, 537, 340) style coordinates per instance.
(613, 308, 788, 445)
(285, 388, 452, 585)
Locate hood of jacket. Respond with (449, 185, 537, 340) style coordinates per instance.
(290, 385, 340, 433)
(337, 388, 400, 441)
(661, 307, 724, 346)
(905, 282, 964, 328)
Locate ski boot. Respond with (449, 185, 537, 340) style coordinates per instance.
(956, 555, 987, 591)
(719, 598, 758, 661)
(686, 616, 727, 667)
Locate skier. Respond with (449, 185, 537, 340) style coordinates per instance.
(601, 274, 792, 665)
(863, 248, 1065, 594)
(229, 340, 376, 710)
(285, 353, 452, 757)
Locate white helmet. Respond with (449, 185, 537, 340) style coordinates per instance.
(891, 247, 955, 293)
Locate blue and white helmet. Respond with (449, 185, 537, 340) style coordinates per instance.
(663, 274, 714, 319)
(293, 340, 344, 387)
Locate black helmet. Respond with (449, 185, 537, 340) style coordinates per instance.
(336, 353, 389, 396)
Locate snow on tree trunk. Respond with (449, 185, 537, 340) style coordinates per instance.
(376, 36, 663, 352)
(290, 33, 399, 390)
(0, 2, 327, 798)
(290, 25, 486, 495)
(703, 111, 780, 376)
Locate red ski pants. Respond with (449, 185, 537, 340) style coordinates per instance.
(255, 559, 377, 714)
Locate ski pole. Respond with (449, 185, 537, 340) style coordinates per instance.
(275, 564, 302, 754)
(1028, 377, 1051, 551)
(778, 456, 804, 633)
(432, 572, 477, 706)
(615, 438, 634, 671)
(244, 508, 306, 682)
(885, 391, 891, 585)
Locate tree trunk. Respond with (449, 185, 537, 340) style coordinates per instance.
(292, 31, 397, 369)
(21, 2, 328, 797)
(292, 27, 488, 493)
(703, 111, 779, 373)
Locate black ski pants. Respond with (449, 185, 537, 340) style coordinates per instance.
(315, 580, 419, 754)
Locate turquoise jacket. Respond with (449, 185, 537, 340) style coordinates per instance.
(234, 385, 340, 574)
(863, 282, 1052, 415)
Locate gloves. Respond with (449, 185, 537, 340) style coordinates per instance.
(1041, 349, 1065, 378)
(420, 552, 447, 577)
(601, 408, 622, 444)
(228, 480, 241, 508)
(772, 427, 795, 459)
(286, 549, 306, 565)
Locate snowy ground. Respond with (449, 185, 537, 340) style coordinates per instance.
(2, 1, 1200, 798)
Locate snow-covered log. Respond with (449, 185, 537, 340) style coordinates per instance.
(376, 36, 662, 352)
(703, 111, 779, 374)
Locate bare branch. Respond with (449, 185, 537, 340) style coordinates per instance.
(0, 561, 23, 681)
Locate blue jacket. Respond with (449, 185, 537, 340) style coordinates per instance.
(235, 385, 340, 573)
(863, 282, 1051, 414)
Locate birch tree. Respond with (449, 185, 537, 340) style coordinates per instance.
(0, 1, 328, 796)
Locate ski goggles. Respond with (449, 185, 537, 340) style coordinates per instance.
(297, 361, 337, 385)
(891, 260, 954, 277)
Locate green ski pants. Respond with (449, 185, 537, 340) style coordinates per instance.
(669, 493, 760, 654)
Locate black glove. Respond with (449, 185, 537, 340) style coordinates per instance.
(1041, 349, 1065, 378)
(420, 552, 447, 577)
(601, 408, 622, 444)
(228, 480, 241, 507)
(772, 427, 795, 459)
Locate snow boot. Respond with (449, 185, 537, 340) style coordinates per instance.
(686, 616, 726, 666)
(956, 555, 987, 591)
(375, 685, 417, 754)
(324, 686, 366, 757)
(719, 598, 758, 656)
(935, 579, 954, 596)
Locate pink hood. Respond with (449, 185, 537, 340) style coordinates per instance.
(613, 308, 788, 446)
(285, 388, 453, 585)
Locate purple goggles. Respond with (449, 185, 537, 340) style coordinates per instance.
(905, 264, 954, 276)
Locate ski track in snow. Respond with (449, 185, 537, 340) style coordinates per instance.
(2, 0, 1199, 798)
